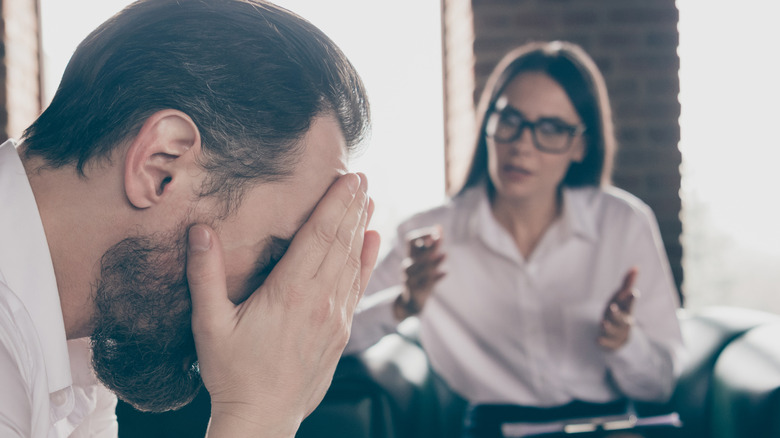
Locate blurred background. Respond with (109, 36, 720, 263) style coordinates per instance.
(1, 0, 778, 313)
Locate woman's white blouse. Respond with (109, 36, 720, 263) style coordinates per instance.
(347, 185, 685, 406)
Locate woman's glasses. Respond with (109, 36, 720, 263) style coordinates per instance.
(485, 97, 585, 154)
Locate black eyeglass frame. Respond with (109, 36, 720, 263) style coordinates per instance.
(485, 96, 586, 154)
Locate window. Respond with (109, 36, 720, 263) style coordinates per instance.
(677, 0, 780, 312)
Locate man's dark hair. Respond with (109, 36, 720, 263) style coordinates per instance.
(22, 0, 370, 210)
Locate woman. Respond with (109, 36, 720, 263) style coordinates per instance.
(347, 41, 684, 437)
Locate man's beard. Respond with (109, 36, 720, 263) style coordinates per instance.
(90, 226, 202, 412)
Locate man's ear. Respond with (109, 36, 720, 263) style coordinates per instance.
(124, 110, 201, 209)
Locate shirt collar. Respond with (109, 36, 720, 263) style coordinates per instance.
(559, 187, 600, 242)
(467, 185, 524, 263)
(465, 185, 600, 261)
(0, 140, 73, 394)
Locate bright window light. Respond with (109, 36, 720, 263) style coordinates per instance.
(677, 0, 780, 312)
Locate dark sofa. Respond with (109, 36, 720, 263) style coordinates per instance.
(116, 306, 780, 438)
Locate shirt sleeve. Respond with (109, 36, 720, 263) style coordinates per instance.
(604, 203, 685, 403)
(0, 329, 33, 438)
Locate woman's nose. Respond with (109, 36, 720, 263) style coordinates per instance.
(510, 125, 536, 154)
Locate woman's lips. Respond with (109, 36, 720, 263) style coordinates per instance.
(502, 164, 531, 181)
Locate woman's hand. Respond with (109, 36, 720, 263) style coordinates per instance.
(393, 225, 446, 321)
(598, 267, 639, 351)
(186, 173, 381, 437)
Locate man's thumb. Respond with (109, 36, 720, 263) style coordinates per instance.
(187, 224, 232, 333)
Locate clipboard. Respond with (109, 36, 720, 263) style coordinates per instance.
(500, 410, 682, 437)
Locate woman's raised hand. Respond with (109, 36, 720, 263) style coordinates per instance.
(393, 225, 446, 321)
(598, 267, 639, 351)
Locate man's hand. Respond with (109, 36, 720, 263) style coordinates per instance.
(598, 267, 639, 351)
(393, 225, 446, 321)
(186, 173, 380, 437)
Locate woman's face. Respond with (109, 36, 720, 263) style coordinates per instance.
(486, 72, 585, 204)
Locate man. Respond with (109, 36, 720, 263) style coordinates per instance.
(0, 0, 380, 437)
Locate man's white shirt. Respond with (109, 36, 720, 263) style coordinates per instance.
(0, 140, 118, 438)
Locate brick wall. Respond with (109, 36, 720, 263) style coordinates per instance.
(441, 0, 684, 296)
(1, 0, 43, 141)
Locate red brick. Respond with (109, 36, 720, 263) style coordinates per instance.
(607, 77, 640, 95)
(590, 56, 614, 75)
(598, 32, 641, 49)
(615, 101, 680, 120)
(472, 0, 531, 5)
(616, 127, 643, 144)
(621, 54, 680, 73)
(646, 77, 680, 96)
(645, 197, 683, 220)
(608, 8, 678, 25)
(647, 31, 679, 49)
(612, 174, 645, 191)
(648, 173, 682, 193)
(511, 11, 557, 28)
(647, 125, 681, 145)
(474, 13, 514, 28)
(562, 10, 600, 26)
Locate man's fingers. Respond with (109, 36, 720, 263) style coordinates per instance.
(357, 197, 379, 299)
(349, 229, 381, 316)
(335, 185, 370, 308)
(187, 224, 233, 334)
(312, 173, 363, 278)
(359, 230, 381, 293)
(366, 197, 375, 227)
(276, 173, 360, 279)
(319, 174, 368, 290)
